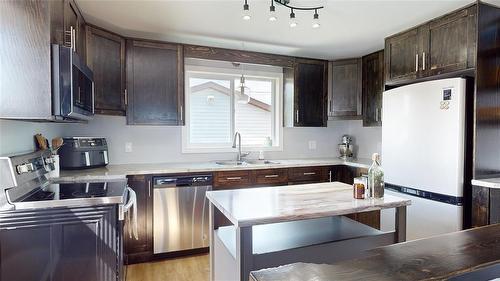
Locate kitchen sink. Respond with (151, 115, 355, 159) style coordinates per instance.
(215, 160, 281, 166)
(215, 161, 248, 166)
(245, 160, 281, 165)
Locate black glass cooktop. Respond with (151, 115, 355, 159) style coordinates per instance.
(18, 181, 126, 203)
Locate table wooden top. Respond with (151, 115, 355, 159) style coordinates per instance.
(206, 182, 410, 227)
(250, 224, 500, 281)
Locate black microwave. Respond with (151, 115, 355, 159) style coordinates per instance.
(52, 44, 94, 120)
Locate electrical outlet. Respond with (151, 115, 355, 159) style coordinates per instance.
(308, 140, 317, 150)
(125, 142, 133, 153)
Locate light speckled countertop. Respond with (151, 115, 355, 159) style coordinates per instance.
(55, 157, 371, 182)
(206, 182, 410, 227)
(472, 177, 500, 189)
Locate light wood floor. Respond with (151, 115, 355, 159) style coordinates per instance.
(126, 254, 209, 281)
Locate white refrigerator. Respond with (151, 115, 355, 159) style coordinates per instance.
(380, 78, 466, 241)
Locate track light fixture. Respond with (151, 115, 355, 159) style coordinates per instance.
(241, 0, 323, 29)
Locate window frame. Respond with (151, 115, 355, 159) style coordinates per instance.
(182, 62, 283, 154)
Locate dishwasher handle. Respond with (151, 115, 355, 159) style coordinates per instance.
(120, 186, 138, 240)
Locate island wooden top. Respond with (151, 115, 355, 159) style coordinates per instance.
(250, 224, 500, 281)
(206, 182, 411, 227)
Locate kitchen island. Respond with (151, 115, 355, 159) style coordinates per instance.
(205, 182, 411, 281)
(249, 224, 500, 281)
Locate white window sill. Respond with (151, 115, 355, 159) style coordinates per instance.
(182, 146, 283, 154)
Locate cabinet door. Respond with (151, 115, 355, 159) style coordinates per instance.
(63, 0, 85, 58)
(294, 59, 327, 127)
(124, 175, 153, 264)
(362, 51, 384, 127)
(126, 40, 184, 125)
(330, 59, 362, 118)
(0, 206, 120, 281)
(86, 26, 126, 115)
(421, 6, 476, 77)
(384, 28, 420, 84)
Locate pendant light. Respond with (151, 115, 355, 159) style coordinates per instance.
(242, 0, 251, 20)
(238, 75, 251, 104)
(269, 0, 277, 22)
(289, 9, 297, 28)
(312, 9, 320, 28)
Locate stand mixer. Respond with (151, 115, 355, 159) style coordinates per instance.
(338, 135, 354, 159)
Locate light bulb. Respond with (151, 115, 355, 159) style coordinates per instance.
(312, 22, 320, 28)
(269, 14, 277, 22)
(290, 21, 298, 28)
(243, 14, 251, 20)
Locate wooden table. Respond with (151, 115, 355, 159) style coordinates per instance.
(250, 224, 500, 281)
(206, 182, 411, 281)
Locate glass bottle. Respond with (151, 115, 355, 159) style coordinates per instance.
(368, 153, 384, 198)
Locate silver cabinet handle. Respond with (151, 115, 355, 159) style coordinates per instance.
(375, 108, 379, 122)
(303, 172, 316, 176)
(180, 105, 183, 123)
(422, 52, 426, 70)
(329, 171, 332, 182)
(415, 53, 419, 72)
(264, 175, 279, 178)
(148, 180, 151, 197)
(226, 177, 242, 180)
(296, 109, 299, 123)
(124, 89, 128, 106)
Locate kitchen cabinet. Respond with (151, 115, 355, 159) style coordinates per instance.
(126, 40, 184, 125)
(384, 28, 420, 84)
(385, 5, 477, 85)
(362, 51, 384, 127)
(471, 185, 500, 227)
(214, 170, 252, 189)
(421, 5, 476, 77)
(293, 59, 328, 127)
(63, 0, 86, 59)
(288, 166, 329, 184)
(124, 175, 153, 264)
(86, 25, 126, 115)
(0, 206, 122, 281)
(329, 59, 362, 118)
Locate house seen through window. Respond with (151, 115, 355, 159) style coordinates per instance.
(182, 60, 283, 152)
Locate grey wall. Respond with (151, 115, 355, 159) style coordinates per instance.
(0, 119, 68, 156)
(0, 116, 382, 164)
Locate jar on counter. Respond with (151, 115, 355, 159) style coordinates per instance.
(368, 153, 384, 198)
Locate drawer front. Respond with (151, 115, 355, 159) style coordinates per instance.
(214, 170, 251, 188)
(254, 169, 288, 185)
(288, 166, 328, 182)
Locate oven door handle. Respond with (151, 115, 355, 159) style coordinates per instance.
(120, 186, 138, 240)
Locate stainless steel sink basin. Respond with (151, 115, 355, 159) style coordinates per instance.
(215, 161, 248, 166)
(244, 160, 281, 165)
(215, 160, 281, 166)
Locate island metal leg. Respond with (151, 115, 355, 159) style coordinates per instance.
(395, 206, 407, 242)
(236, 226, 253, 281)
(209, 204, 215, 281)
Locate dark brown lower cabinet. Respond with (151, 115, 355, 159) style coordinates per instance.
(0, 206, 122, 281)
(471, 185, 500, 227)
(124, 175, 153, 264)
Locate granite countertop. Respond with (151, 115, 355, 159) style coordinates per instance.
(55, 157, 372, 182)
(250, 224, 500, 281)
(206, 182, 411, 227)
(472, 177, 500, 189)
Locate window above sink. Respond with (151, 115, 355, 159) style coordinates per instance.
(182, 59, 283, 153)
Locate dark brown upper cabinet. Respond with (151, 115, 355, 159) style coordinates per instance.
(126, 40, 184, 125)
(384, 28, 420, 85)
(362, 50, 384, 127)
(63, 0, 86, 59)
(329, 59, 362, 118)
(385, 4, 477, 85)
(86, 25, 126, 116)
(293, 59, 328, 127)
(420, 5, 476, 77)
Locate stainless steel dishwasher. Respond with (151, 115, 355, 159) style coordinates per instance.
(153, 175, 212, 254)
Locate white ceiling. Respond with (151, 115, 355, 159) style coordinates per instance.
(76, 0, 499, 60)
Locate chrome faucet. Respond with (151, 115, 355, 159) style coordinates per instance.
(232, 132, 249, 162)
